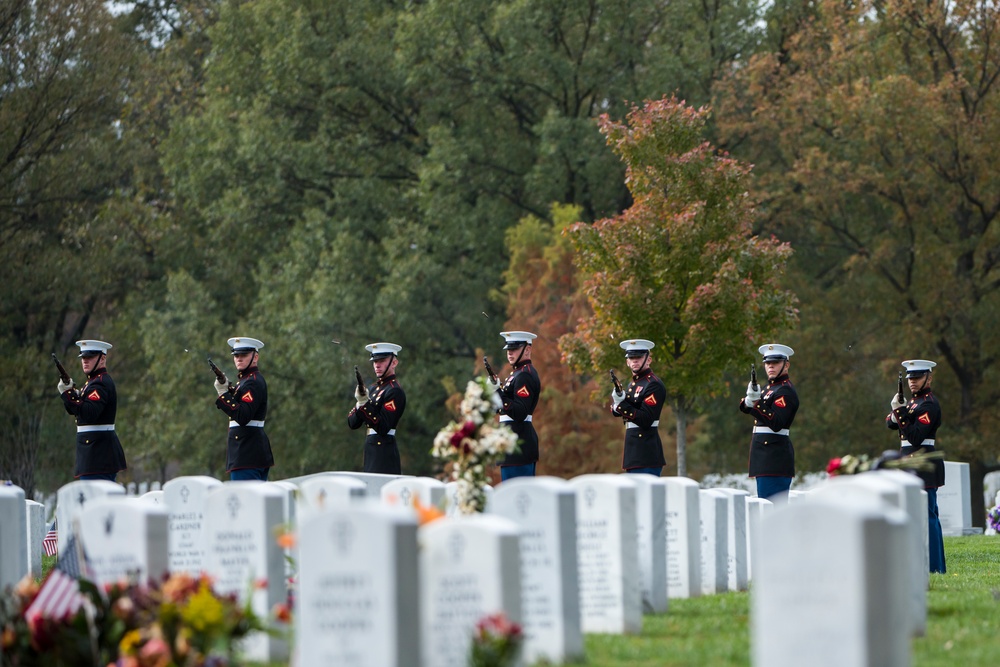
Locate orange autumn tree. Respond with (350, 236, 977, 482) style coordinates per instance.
(498, 204, 624, 476)
(561, 97, 797, 476)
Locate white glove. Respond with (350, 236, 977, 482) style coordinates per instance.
(890, 393, 905, 410)
(745, 382, 761, 407)
(490, 388, 504, 412)
(57, 378, 74, 394)
(214, 379, 228, 396)
(612, 389, 625, 408)
(354, 384, 367, 402)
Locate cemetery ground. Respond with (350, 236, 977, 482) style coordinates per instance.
(37, 535, 999, 667)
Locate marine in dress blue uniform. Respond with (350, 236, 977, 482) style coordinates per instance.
(739, 343, 798, 500)
(886, 359, 946, 573)
(488, 331, 541, 481)
(611, 339, 667, 476)
(214, 337, 274, 481)
(348, 342, 406, 474)
(59, 340, 127, 481)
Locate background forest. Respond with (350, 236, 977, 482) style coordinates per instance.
(2, 0, 998, 525)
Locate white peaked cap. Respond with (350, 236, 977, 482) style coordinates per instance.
(76, 340, 112, 356)
(366, 342, 402, 359)
(620, 339, 655, 357)
(228, 337, 264, 353)
(902, 359, 936, 377)
(500, 331, 537, 349)
(759, 343, 794, 360)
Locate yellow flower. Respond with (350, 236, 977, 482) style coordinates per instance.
(119, 629, 143, 655)
(180, 583, 225, 633)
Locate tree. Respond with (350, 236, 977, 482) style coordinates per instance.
(562, 97, 797, 476)
(716, 0, 1000, 523)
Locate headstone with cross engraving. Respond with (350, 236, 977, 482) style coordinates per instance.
(313, 471, 408, 497)
(753, 495, 911, 667)
(662, 477, 701, 598)
(420, 514, 522, 667)
(55, 480, 125, 554)
(296, 475, 367, 523)
(626, 474, 669, 613)
(568, 474, 641, 634)
(713, 488, 749, 592)
(699, 489, 729, 595)
(203, 482, 288, 662)
(382, 477, 446, 512)
(295, 502, 420, 666)
(0, 485, 28, 589)
(162, 476, 223, 574)
(489, 476, 584, 664)
(78, 497, 169, 586)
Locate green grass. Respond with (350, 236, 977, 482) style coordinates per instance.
(582, 536, 1000, 667)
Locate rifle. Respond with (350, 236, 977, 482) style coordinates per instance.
(484, 356, 498, 384)
(207, 357, 235, 393)
(609, 369, 624, 395)
(897, 371, 905, 403)
(52, 353, 72, 385)
(354, 365, 367, 397)
(750, 362, 759, 392)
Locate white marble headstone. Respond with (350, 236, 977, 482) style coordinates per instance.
(203, 482, 288, 662)
(382, 477, 446, 511)
(569, 474, 641, 634)
(939, 461, 975, 535)
(0, 485, 28, 589)
(627, 474, 668, 613)
(753, 496, 910, 667)
(744, 497, 773, 580)
(296, 475, 367, 522)
(698, 489, 728, 595)
(295, 502, 420, 667)
(662, 477, 701, 598)
(78, 497, 169, 586)
(420, 515, 522, 667)
(55, 480, 124, 554)
(713, 488, 749, 592)
(25, 499, 45, 578)
(490, 476, 584, 664)
(163, 475, 223, 574)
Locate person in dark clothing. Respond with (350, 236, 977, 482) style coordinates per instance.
(887, 358, 946, 573)
(60, 339, 127, 481)
(487, 331, 541, 481)
(739, 343, 798, 501)
(348, 342, 406, 474)
(214, 337, 273, 481)
(611, 339, 667, 476)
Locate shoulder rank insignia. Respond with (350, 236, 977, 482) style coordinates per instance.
(385, 399, 397, 412)
(240, 392, 253, 403)
(644, 394, 657, 406)
(87, 390, 100, 401)
(918, 413, 931, 425)
(516, 386, 530, 398)
(774, 396, 786, 408)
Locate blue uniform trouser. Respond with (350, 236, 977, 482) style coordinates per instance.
(230, 467, 270, 481)
(501, 463, 536, 481)
(79, 472, 117, 482)
(927, 488, 946, 573)
(627, 467, 663, 477)
(756, 476, 792, 501)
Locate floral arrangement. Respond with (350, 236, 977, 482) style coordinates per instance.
(433, 377, 518, 514)
(987, 504, 1000, 534)
(0, 572, 274, 667)
(468, 612, 523, 667)
(826, 449, 943, 476)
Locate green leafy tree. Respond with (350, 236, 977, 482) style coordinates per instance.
(562, 97, 797, 476)
(716, 0, 1000, 522)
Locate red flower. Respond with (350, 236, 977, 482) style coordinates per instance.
(826, 458, 842, 475)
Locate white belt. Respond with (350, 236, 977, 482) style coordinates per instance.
(753, 426, 789, 436)
(368, 429, 396, 436)
(499, 415, 532, 423)
(903, 439, 935, 447)
(229, 420, 265, 428)
(626, 420, 659, 429)
(77, 424, 115, 433)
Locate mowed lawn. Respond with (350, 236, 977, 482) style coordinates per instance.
(582, 536, 1000, 667)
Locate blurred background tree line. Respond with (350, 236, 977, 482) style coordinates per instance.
(2, 0, 997, 524)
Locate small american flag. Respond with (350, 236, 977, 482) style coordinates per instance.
(24, 534, 85, 623)
(42, 522, 58, 557)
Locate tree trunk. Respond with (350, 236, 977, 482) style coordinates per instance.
(674, 399, 688, 478)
